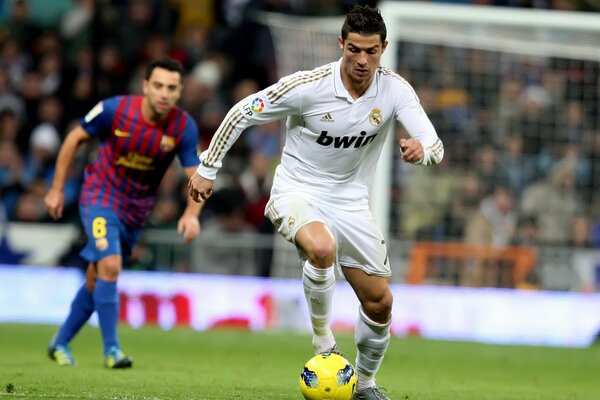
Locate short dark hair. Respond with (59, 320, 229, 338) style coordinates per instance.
(145, 58, 184, 80)
(341, 5, 387, 43)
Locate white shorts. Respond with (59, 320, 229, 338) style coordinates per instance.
(265, 193, 391, 277)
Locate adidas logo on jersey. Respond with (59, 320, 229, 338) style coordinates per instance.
(320, 113, 334, 122)
(316, 130, 377, 149)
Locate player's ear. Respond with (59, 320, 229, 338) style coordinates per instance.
(338, 36, 344, 49)
(381, 40, 388, 53)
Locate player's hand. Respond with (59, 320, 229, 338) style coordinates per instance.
(399, 138, 424, 163)
(177, 213, 201, 243)
(44, 186, 65, 220)
(188, 171, 214, 203)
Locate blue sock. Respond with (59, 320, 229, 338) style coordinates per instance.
(54, 284, 94, 346)
(94, 278, 119, 355)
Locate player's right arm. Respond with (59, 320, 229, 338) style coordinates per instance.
(195, 71, 306, 181)
(44, 125, 91, 220)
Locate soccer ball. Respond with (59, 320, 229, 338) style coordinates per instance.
(299, 352, 357, 400)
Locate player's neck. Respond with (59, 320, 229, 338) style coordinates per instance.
(341, 72, 372, 101)
(141, 97, 168, 124)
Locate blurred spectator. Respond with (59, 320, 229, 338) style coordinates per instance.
(148, 163, 187, 228)
(568, 214, 594, 248)
(0, 36, 29, 88)
(464, 185, 516, 248)
(19, 0, 73, 30)
(0, 68, 24, 121)
(520, 159, 583, 244)
(441, 169, 483, 240)
(510, 85, 554, 158)
(177, 23, 211, 69)
(0, 108, 22, 143)
(212, 0, 280, 88)
(497, 134, 538, 196)
(463, 185, 517, 287)
(471, 143, 508, 196)
(511, 215, 540, 247)
(197, 187, 257, 275)
(95, 42, 128, 97)
(586, 130, 600, 219)
(399, 157, 459, 238)
(244, 119, 281, 159)
(0, 0, 40, 48)
(13, 188, 46, 222)
(0, 138, 24, 217)
(114, 0, 160, 66)
(239, 151, 273, 229)
(37, 51, 62, 95)
(22, 122, 59, 186)
(495, 76, 523, 144)
(239, 151, 276, 277)
(203, 187, 252, 234)
(231, 78, 260, 104)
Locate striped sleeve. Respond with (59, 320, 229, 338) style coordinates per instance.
(416, 138, 444, 166)
(197, 66, 333, 180)
(197, 105, 250, 179)
(383, 67, 444, 166)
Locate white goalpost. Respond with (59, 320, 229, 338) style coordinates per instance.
(257, 2, 600, 241)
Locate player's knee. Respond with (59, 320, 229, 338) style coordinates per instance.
(362, 291, 393, 324)
(97, 256, 122, 282)
(306, 241, 336, 268)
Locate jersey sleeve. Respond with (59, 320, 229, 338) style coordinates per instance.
(177, 114, 200, 168)
(394, 81, 444, 166)
(197, 75, 302, 180)
(80, 96, 120, 137)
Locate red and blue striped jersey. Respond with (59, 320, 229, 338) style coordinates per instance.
(79, 95, 199, 229)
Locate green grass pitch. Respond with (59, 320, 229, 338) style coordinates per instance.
(1, 323, 599, 399)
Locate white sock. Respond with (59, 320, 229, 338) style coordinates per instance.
(355, 306, 391, 391)
(302, 260, 336, 354)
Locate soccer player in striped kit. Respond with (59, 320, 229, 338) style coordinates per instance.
(45, 58, 202, 368)
(188, 5, 443, 399)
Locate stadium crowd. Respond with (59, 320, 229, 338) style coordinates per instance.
(0, 0, 599, 275)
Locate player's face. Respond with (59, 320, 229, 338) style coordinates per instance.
(339, 32, 387, 86)
(143, 67, 183, 116)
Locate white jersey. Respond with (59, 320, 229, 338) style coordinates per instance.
(198, 59, 443, 210)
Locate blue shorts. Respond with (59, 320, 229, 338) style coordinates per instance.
(79, 204, 140, 263)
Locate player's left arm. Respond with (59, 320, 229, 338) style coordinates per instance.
(176, 116, 203, 243)
(395, 83, 444, 166)
(177, 166, 203, 243)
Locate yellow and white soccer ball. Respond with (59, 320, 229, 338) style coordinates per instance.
(299, 352, 357, 400)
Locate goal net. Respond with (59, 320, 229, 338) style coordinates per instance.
(256, 2, 600, 244)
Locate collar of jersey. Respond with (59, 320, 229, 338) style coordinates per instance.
(333, 58, 379, 101)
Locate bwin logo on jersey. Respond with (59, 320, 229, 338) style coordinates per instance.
(316, 131, 377, 149)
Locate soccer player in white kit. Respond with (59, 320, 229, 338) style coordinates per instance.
(189, 5, 443, 399)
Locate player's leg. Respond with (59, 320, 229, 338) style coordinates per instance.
(342, 267, 392, 397)
(80, 207, 133, 368)
(296, 221, 338, 354)
(94, 253, 131, 368)
(337, 208, 392, 399)
(265, 195, 337, 354)
(48, 263, 97, 366)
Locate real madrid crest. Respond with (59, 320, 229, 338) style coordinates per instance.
(369, 108, 383, 126)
